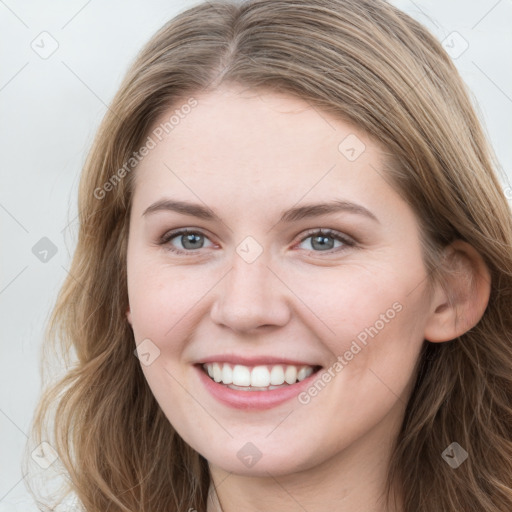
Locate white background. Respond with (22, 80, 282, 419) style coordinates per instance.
(1, 0, 511, 509)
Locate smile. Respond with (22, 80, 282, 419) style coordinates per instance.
(202, 362, 320, 390)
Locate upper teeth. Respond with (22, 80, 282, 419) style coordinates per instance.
(203, 362, 315, 387)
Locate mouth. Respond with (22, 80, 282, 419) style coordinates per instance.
(199, 362, 323, 391)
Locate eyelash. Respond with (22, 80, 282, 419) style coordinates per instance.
(158, 228, 356, 256)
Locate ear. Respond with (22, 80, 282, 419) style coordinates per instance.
(126, 306, 132, 326)
(424, 240, 491, 343)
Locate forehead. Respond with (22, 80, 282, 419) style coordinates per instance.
(148, 85, 366, 164)
(131, 84, 393, 219)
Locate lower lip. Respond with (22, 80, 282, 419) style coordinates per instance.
(195, 365, 321, 410)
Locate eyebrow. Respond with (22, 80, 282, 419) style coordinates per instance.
(142, 198, 379, 224)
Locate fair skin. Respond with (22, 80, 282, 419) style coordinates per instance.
(126, 84, 490, 512)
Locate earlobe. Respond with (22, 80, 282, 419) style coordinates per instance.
(423, 240, 491, 343)
(126, 307, 132, 326)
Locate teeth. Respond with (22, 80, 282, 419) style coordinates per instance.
(284, 365, 297, 384)
(297, 366, 313, 381)
(232, 365, 251, 386)
(202, 362, 316, 388)
(212, 363, 222, 383)
(222, 364, 233, 384)
(269, 365, 285, 385)
(251, 366, 269, 387)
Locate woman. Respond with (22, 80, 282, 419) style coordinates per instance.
(25, 0, 512, 510)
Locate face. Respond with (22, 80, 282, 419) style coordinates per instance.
(126, 84, 434, 477)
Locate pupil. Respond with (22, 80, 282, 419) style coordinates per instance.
(183, 233, 203, 249)
(312, 235, 333, 251)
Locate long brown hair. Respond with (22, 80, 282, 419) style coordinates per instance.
(25, 0, 512, 510)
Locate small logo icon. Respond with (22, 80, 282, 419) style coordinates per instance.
(442, 441, 468, 468)
(31, 31, 59, 59)
(237, 441, 262, 468)
(236, 236, 263, 264)
(442, 32, 469, 59)
(338, 134, 366, 162)
(31, 441, 58, 469)
(32, 237, 58, 262)
(134, 338, 161, 366)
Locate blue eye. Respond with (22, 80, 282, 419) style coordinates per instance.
(297, 229, 355, 253)
(159, 229, 214, 255)
(158, 228, 355, 255)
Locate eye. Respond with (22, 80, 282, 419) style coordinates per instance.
(159, 228, 215, 255)
(158, 227, 355, 256)
(296, 229, 355, 253)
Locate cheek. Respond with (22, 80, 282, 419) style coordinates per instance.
(126, 256, 216, 352)
(285, 258, 429, 399)
(282, 257, 424, 341)
(289, 296, 426, 462)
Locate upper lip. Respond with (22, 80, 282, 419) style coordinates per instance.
(197, 354, 322, 367)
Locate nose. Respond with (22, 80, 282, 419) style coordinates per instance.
(209, 252, 291, 333)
